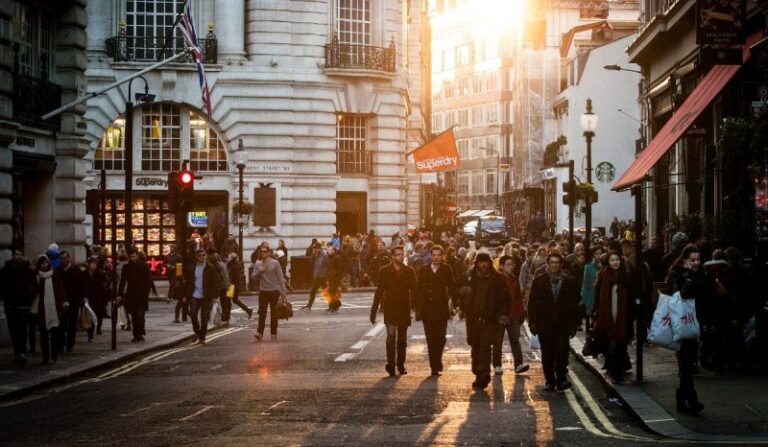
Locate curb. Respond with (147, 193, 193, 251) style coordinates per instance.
(0, 324, 222, 402)
(569, 337, 768, 443)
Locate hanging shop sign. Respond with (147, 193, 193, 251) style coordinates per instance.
(188, 211, 209, 228)
(696, 0, 744, 45)
(595, 162, 616, 183)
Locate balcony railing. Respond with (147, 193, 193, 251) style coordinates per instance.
(12, 73, 61, 131)
(325, 36, 396, 73)
(337, 149, 372, 175)
(106, 34, 217, 64)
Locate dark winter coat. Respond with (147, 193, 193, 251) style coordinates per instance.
(415, 263, 455, 321)
(86, 269, 108, 317)
(183, 261, 221, 301)
(118, 261, 152, 312)
(57, 264, 87, 308)
(0, 259, 36, 308)
(460, 268, 510, 324)
(528, 271, 580, 336)
(372, 263, 417, 327)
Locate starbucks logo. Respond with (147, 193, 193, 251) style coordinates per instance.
(595, 161, 615, 183)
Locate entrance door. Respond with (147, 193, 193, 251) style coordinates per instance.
(336, 192, 367, 236)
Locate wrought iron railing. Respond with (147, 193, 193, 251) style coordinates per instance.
(337, 149, 372, 175)
(106, 34, 217, 64)
(12, 72, 61, 131)
(325, 36, 396, 73)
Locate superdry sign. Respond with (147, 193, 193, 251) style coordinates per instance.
(409, 128, 460, 173)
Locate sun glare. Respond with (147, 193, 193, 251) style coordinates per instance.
(456, 0, 526, 40)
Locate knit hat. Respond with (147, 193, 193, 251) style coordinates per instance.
(457, 247, 467, 258)
(671, 232, 689, 251)
(475, 252, 492, 264)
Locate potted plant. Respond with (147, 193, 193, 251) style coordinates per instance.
(575, 182, 597, 202)
(232, 199, 253, 217)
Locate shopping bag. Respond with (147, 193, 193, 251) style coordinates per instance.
(209, 300, 222, 326)
(77, 307, 93, 331)
(117, 306, 128, 328)
(84, 302, 98, 326)
(647, 292, 679, 350)
(226, 284, 235, 299)
(529, 334, 541, 350)
(669, 291, 700, 342)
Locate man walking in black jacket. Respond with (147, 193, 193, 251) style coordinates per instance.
(415, 245, 455, 376)
(370, 246, 416, 376)
(57, 250, 86, 352)
(528, 252, 580, 391)
(118, 247, 152, 342)
(459, 252, 510, 390)
(0, 249, 36, 363)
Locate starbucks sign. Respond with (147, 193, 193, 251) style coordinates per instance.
(595, 162, 615, 183)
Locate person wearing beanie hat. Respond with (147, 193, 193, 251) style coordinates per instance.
(662, 232, 689, 276)
(527, 252, 580, 391)
(458, 251, 510, 390)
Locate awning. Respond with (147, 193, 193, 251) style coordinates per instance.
(473, 210, 496, 217)
(458, 209, 480, 217)
(612, 44, 754, 191)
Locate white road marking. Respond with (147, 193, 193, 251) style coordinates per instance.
(178, 405, 220, 421)
(120, 402, 162, 417)
(334, 353, 355, 362)
(260, 400, 289, 415)
(349, 340, 369, 350)
(365, 323, 385, 337)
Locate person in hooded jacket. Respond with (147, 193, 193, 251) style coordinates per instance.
(458, 252, 510, 390)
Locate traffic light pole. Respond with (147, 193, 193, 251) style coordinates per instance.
(567, 160, 574, 249)
(124, 99, 133, 249)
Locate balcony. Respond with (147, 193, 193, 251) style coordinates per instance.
(13, 73, 61, 131)
(337, 149, 372, 175)
(325, 36, 396, 74)
(105, 34, 217, 64)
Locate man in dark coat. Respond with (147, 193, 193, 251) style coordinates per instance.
(118, 248, 152, 342)
(0, 248, 36, 363)
(57, 250, 87, 352)
(528, 252, 580, 391)
(459, 252, 510, 390)
(183, 248, 221, 344)
(370, 246, 417, 376)
(415, 245, 455, 376)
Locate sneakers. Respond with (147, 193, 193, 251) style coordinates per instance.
(494, 366, 503, 375)
(254, 333, 263, 341)
(431, 370, 441, 376)
(556, 380, 572, 391)
(300, 306, 311, 313)
(246, 308, 253, 319)
(515, 364, 530, 374)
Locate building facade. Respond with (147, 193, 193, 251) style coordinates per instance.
(83, 0, 425, 267)
(0, 0, 90, 264)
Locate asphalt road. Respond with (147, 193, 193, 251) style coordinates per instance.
(0, 291, 694, 446)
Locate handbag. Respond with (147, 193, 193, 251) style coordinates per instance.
(226, 284, 235, 299)
(581, 330, 608, 358)
(647, 292, 679, 350)
(77, 307, 93, 331)
(274, 298, 293, 320)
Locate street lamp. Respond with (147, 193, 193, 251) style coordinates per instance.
(124, 75, 155, 249)
(603, 64, 643, 74)
(235, 140, 247, 262)
(479, 146, 500, 209)
(580, 98, 598, 254)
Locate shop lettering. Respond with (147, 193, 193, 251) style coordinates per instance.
(135, 177, 168, 187)
(416, 156, 458, 171)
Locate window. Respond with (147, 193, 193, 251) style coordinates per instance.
(444, 80, 454, 99)
(12, 2, 53, 78)
(456, 76, 470, 97)
(472, 170, 484, 195)
(486, 169, 497, 194)
(486, 104, 499, 123)
(337, 0, 371, 66)
(471, 106, 483, 127)
(336, 114, 370, 175)
(473, 73, 483, 94)
(457, 139, 469, 160)
(95, 103, 227, 172)
(126, 0, 186, 61)
(457, 109, 468, 128)
(470, 137, 482, 159)
(95, 117, 126, 171)
(457, 171, 470, 195)
(485, 72, 498, 92)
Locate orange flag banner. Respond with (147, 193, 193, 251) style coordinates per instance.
(410, 128, 460, 173)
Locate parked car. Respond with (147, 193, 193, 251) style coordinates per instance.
(561, 226, 603, 242)
(475, 216, 511, 248)
(463, 220, 478, 239)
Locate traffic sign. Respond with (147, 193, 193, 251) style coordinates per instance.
(444, 201, 458, 217)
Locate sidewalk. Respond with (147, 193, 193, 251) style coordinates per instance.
(571, 332, 768, 442)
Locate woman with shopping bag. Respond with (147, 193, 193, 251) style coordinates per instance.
(593, 251, 633, 383)
(665, 244, 712, 415)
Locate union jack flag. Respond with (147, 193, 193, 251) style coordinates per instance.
(177, 1, 212, 115)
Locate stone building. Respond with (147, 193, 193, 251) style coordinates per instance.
(82, 0, 427, 270)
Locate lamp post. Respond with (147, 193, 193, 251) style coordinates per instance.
(580, 98, 598, 254)
(603, 64, 643, 74)
(124, 75, 154, 249)
(479, 146, 500, 209)
(236, 140, 247, 262)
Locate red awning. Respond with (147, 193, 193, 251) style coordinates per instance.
(612, 42, 757, 191)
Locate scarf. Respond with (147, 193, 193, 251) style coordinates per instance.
(37, 270, 59, 330)
(547, 270, 563, 301)
(595, 268, 628, 341)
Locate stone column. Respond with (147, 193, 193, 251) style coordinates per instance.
(53, 0, 90, 262)
(215, 0, 246, 61)
(0, 2, 18, 266)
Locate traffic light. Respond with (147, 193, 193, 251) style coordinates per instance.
(167, 171, 179, 212)
(177, 169, 195, 211)
(562, 180, 575, 206)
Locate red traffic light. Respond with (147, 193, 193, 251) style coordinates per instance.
(178, 170, 194, 186)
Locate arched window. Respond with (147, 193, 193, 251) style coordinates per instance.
(94, 103, 228, 172)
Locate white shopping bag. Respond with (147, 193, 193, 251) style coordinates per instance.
(647, 292, 679, 350)
(117, 306, 128, 328)
(529, 334, 541, 350)
(669, 291, 700, 342)
(209, 300, 222, 326)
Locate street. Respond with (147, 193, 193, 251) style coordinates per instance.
(1, 291, 679, 446)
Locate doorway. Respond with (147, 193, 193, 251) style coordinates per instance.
(336, 192, 367, 236)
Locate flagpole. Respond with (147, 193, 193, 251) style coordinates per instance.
(157, 0, 191, 62)
(41, 49, 191, 121)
